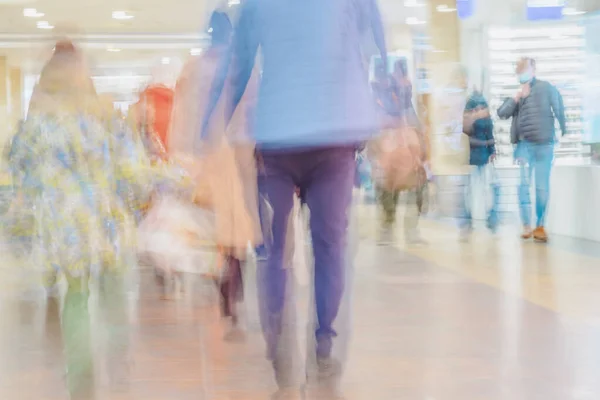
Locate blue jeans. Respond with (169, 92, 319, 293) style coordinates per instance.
(516, 141, 554, 228)
(460, 164, 500, 230)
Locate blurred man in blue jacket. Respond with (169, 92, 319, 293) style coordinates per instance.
(202, 0, 387, 397)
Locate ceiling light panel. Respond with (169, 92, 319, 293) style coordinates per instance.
(36, 21, 54, 30)
(404, 0, 426, 7)
(23, 8, 44, 18)
(112, 11, 134, 20)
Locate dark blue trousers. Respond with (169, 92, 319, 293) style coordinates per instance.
(257, 146, 355, 360)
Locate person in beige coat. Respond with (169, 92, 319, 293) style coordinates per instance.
(168, 11, 261, 339)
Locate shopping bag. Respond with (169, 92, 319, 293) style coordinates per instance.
(137, 196, 217, 275)
(370, 127, 424, 191)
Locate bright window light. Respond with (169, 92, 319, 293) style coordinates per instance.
(436, 4, 457, 12)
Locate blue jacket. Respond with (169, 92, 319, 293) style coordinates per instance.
(465, 92, 495, 166)
(205, 0, 387, 150)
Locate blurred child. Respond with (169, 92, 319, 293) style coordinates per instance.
(461, 90, 499, 239)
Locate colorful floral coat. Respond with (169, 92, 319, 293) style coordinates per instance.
(8, 113, 152, 280)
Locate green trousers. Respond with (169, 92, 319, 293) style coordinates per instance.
(60, 272, 129, 399)
(377, 183, 428, 233)
(377, 187, 401, 228)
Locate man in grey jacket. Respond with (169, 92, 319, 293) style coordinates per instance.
(497, 57, 566, 242)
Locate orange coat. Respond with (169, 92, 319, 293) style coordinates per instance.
(136, 85, 174, 153)
(168, 51, 262, 259)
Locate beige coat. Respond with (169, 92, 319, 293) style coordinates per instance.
(168, 50, 261, 259)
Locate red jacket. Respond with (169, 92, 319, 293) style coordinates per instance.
(137, 85, 174, 152)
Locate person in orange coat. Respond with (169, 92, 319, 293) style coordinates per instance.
(130, 84, 174, 160)
(169, 11, 261, 339)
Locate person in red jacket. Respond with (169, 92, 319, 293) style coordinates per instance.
(131, 84, 175, 159)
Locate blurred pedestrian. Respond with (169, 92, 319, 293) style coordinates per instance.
(497, 57, 566, 242)
(461, 90, 499, 239)
(391, 58, 429, 245)
(130, 84, 174, 160)
(202, 0, 387, 397)
(9, 40, 151, 399)
(370, 59, 427, 246)
(169, 11, 261, 339)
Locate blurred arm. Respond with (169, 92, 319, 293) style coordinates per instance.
(497, 98, 518, 120)
(228, 1, 260, 123)
(462, 96, 478, 135)
(370, 0, 387, 68)
(551, 85, 567, 136)
(199, 1, 259, 141)
(468, 136, 490, 146)
(462, 110, 476, 135)
(487, 120, 496, 154)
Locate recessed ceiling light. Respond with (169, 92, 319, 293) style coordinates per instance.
(436, 4, 457, 12)
(208, 27, 213, 33)
(23, 8, 44, 18)
(228, 0, 240, 6)
(112, 11, 134, 20)
(161, 57, 171, 65)
(36, 21, 54, 30)
(190, 48, 203, 56)
(406, 17, 426, 25)
(563, 7, 586, 16)
(404, 0, 425, 7)
(107, 47, 121, 52)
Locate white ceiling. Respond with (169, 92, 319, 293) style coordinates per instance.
(0, 0, 429, 36)
(0, 0, 220, 34)
(0, 0, 223, 70)
(1, 0, 599, 35)
(1, 0, 599, 72)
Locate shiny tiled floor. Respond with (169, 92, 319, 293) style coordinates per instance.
(3, 204, 600, 399)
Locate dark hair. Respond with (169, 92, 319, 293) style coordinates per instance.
(209, 11, 233, 47)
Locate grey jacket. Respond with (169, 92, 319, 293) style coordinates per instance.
(497, 78, 566, 144)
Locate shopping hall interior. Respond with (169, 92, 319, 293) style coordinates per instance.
(3, 0, 600, 399)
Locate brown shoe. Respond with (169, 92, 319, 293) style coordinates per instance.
(533, 226, 548, 242)
(521, 226, 533, 240)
